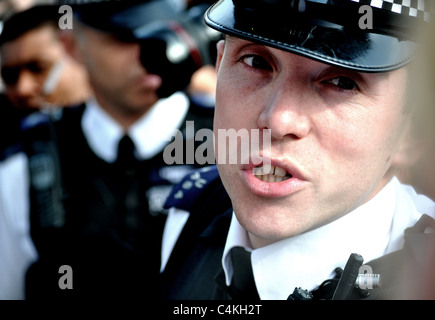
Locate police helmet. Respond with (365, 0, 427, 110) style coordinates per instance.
(205, 0, 430, 72)
(59, 0, 182, 40)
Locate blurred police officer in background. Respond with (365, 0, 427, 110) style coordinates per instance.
(160, 0, 435, 300)
(0, 0, 217, 299)
(0, 0, 91, 150)
(0, 1, 91, 110)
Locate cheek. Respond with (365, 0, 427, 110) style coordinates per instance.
(86, 46, 123, 77)
(309, 111, 390, 196)
(320, 103, 393, 159)
(214, 81, 237, 134)
(214, 74, 260, 130)
(319, 109, 406, 200)
(214, 79, 261, 165)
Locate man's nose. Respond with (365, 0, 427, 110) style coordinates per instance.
(257, 80, 311, 141)
(15, 70, 39, 99)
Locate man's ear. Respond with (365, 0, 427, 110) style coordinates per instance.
(391, 120, 425, 170)
(58, 29, 84, 64)
(215, 39, 225, 73)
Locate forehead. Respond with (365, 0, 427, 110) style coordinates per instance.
(0, 24, 59, 67)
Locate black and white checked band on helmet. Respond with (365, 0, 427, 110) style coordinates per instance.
(350, 0, 430, 22)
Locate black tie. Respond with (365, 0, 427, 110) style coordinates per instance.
(115, 135, 143, 249)
(116, 135, 137, 174)
(229, 246, 260, 300)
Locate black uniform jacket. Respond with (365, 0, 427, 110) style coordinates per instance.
(15, 100, 214, 300)
(160, 167, 435, 300)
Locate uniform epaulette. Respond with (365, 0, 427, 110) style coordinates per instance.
(164, 165, 220, 212)
(20, 109, 63, 131)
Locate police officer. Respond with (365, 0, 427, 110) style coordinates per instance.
(0, 0, 215, 299)
(160, 0, 435, 300)
(0, 1, 91, 150)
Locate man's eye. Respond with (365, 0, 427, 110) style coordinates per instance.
(27, 62, 45, 74)
(241, 55, 273, 71)
(325, 76, 359, 91)
(1, 67, 19, 85)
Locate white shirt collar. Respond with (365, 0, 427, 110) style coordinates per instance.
(81, 92, 189, 163)
(221, 177, 425, 300)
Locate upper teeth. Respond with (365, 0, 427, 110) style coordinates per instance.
(253, 165, 291, 182)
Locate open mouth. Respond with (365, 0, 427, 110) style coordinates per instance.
(253, 164, 293, 182)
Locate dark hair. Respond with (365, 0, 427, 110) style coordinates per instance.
(0, 5, 59, 46)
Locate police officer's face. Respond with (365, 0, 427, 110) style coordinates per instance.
(74, 25, 162, 120)
(214, 37, 411, 249)
(0, 24, 80, 109)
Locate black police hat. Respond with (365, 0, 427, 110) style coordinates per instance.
(205, 0, 431, 72)
(60, 0, 181, 40)
(0, 5, 59, 45)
